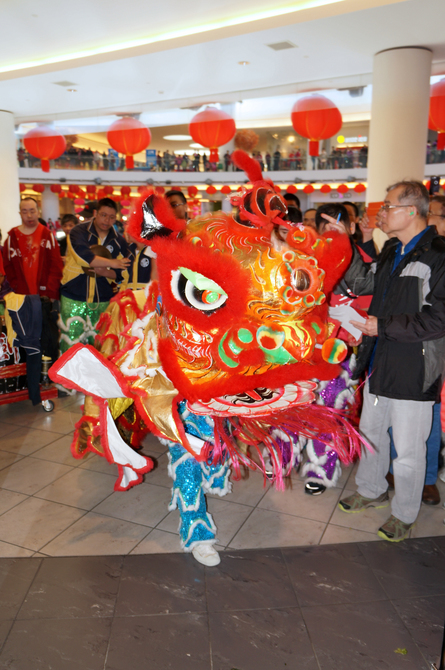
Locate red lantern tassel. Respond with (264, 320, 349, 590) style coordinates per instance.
(438, 132, 445, 151)
(41, 159, 50, 172)
(125, 155, 134, 169)
(309, 140, 319, 157)
(209, 147, 219, 163)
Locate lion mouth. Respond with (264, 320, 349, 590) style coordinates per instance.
(187, 381, 317, 417)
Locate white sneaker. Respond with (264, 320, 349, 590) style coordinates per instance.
(191, 543, 221, 567)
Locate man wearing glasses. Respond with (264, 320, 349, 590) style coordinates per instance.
(166, 190, 189, 221)
(428, 195, 445, 237)
(59, 197, 131, 354)
(338, 181, 445, 542)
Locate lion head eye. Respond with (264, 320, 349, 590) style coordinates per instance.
(171, 268, 228, 312)
(292, 269, 311, 292)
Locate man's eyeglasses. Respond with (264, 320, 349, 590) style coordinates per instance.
(170, 202, 186, 208)
(428, 211, 445, 218)
(380, 204, 414, 212)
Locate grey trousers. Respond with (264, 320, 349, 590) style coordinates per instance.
(356, 383, 434, 524)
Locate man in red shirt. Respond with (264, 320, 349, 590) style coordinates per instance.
(3, 197, 63, 299)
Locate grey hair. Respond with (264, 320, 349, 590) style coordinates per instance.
(386, 180, 429, 219)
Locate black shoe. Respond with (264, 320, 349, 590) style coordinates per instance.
(305, 481, 326, 495)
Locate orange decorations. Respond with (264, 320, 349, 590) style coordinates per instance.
(428, 79, 445, 150)
(107, 118, 151, 169)
(234, 129, 259, 153)
(286, 185, 297, 194)
(32, 184, 45, 193)
(221, 185, 231, 195)
(24, 126, 66, 172)
(291, 95, 342, 157)
(337, 184, 349, 194)
(354, 183, 366, 193)
(50, 184, 62, 193)
(206, 185, 217, 195)
(303, 184, 314, 194)
(320, 184, 331, 194)
(187, 186, 198, 197)
(189, 108, 236, 163)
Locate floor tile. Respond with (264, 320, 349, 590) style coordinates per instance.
(106, 613, 210, 670)
(0, 497, 84, 551)
(302, 599, 429, 669)
(391, 594, 445, 668)
(0, 421, 20, 437)
(359, 538, 445, 599)
(0, 542, 34, 558)
(206, 548, 298, 612)
(144, 452, 171, 488)
(35, 467, 116, 510)
(42, 512, 150, 556)
(130, 529, 183, 554)
(0, 616, 112, 670)
(27, 409, 82, 435)
(283, 543, 387, 607)
(0, 620, 12, 649)
(78, 454, 119, 476)
(320, 523, 380, 545)
(0, 427, 59, 455)
(0, 557, 42, 619)
(410, 502, 445, 539)
(258, 480, 343, 523)
(209, 607, 318, 670)
(115, 553, 206, 616)
(224, 469, 270, 507)
(139, 432, 168, 455)
(17, 555, 122, 619)
(229, 507, 325, 549)
(93, 482, 170, 526)
(0, 451, 25, 473)
(30, 434, 84, 466)
(0, 456, 74, 495)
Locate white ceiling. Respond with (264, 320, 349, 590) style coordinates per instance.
(2, 0, 445, 128)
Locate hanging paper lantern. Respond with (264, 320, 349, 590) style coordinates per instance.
(354, 183, 366, 193)
(337, 184, 349, 194)
(74, 198, 85, 205)
(137, 186, 147, 194)
(303, 184, 314, 194)
(67, 191, 76, 199)
(291, 95, 342, 157)
(23, 126, 66, 172)
(107, 117, 151, 170)
(69, 184, 80, 194)
(59, 192, 66, 199)
(32, 184, 45, 193)
(429, 79, 445, 150)
(274, 185, 282, 193)
(121, 199, 131, 207)
(206, 185, 217, 195)
(155, 186, 165, 195)
(121, 186, 131, 196)
(97, 189, 106, 199)
(75, 207, 83, 213)
(121, 208, 130, 216)
(234, 129, 259, 152)
(286, 184, 297, 194)
(113, 195, 122, 202)
(187, 186, 198, 197)
(189, 108, 236, 163)
(86, 185, 97, 195)
(50, 184, 62, 194)
(19, 184, 27, 193)
(103, 186, 114, 195)
(221, 185, 231, 195)
(320, 184, 331, 194)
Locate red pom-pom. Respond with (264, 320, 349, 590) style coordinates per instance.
(231, 150, 263, 183)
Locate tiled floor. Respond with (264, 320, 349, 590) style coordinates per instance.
(1, 393, 445, 558)
(1, 394, 445, 669)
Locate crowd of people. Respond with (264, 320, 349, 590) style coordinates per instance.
(1, 185, 445, 548)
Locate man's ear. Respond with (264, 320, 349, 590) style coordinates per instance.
(350, 221, 356, 235)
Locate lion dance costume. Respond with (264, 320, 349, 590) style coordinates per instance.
(50, 151, 364, 565)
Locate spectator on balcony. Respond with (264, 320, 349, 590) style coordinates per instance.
(265, 152, 271, 171)
(157, 151, 163, 171)
(224, 151, 231, 171)
(273, 149, 281, 171)
(193, 152, 201, 171)
(164, 151, 173, 171)
(319, 148, 328, 169)
(59, 198, 131, 354)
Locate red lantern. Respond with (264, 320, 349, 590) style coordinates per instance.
(188, 186, 198, 197)
(303, 184, 314, 194)
(23, 126, 66, 172)
(137, 186, 146, 194)
(121, 186, 131, 196)
(337, 184, 349, 194)
(59, 192, 66, 199)
(67, 192, 75, 199)
(103, 186, 114, 195)
(97, 189, 106, 199)
(206, 185, 217, 195)
(291, 95, 342, 157)
(69, 184, 80, 194)
(86, 185, 97, 195)
(121, 199, 131, 207)
(75, 207, 83, 214)
(354, 183, 366, 193)
(74, 198, 85, 205)
(286, 185, 297, 194)
(429, 79, 445, 150)
(50, 184, 62, 193)
(107, 117, 151, 170)
(32, 184, 45, 193)
(274, 185, 282, 193)
(114, 195, 122, 203)
(189, 108, 236, 163)
(221, 185, 231, 195)
(121, 208, 130, 216)
(155, 186, 165, 195)
(320, 184, 331, 194)
(19, 184, 26, 193)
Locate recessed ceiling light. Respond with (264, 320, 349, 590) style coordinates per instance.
(267, 41, 297, 51)
(190, 143, 203, 149)
(238, 61, 250, 66)
(164, 135, 192, 141)
(67, 89, 77, 93)
(53, 81, 77, 87)
(158, 91, 164, 94)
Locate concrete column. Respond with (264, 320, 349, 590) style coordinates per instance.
(367, 47, 432, 245)
(41, 186, 60, 223)
(0, 111, 20, 240)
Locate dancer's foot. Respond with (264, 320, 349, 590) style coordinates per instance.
(192, 543, 221, 567)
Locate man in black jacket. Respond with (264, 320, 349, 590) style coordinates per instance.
(339, 181, 445, 541)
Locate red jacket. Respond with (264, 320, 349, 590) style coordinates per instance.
(3, 225, 63, 299)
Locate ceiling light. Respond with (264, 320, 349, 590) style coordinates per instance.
(163, 135, 192, 141)
(238, 61, 250, 66)
(267, 41, 297, 51)
(53, 81, 77, 87)
(67, 89, 77, 93)
(190, 143, 203, 149)
(0, 1, 346, 74)
(287, 135, 295, 142)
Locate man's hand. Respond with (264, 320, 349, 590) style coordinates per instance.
(358, 212, 375, 242)
(350, 315, 378, 337)
(109, 257, 131, 270)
